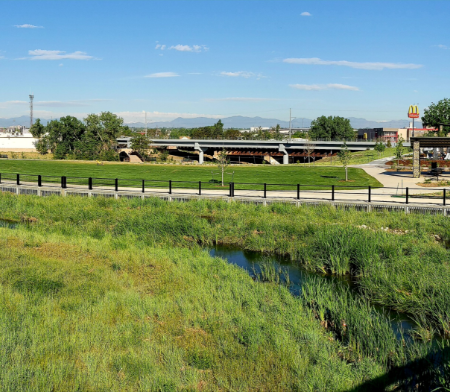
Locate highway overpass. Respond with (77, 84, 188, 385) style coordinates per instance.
(116, 138, 377, 164)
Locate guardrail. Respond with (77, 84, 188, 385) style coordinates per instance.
(0, 172, 448, 206)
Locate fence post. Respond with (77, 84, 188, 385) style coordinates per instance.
(232, 182, 235, 197)
(332, 185, 335, 201)
(229, 182, 232, 197)
(0, 173, 2, 184)
(16, 174, 20, 186)
(115, 178, 118, 192)
(444, 189, 446, 206)
(297, 184, 300, 200)
(264, 183, 267, 199)
(142, 180, 145, 193)
(199, 181, 201, 195)
(61, 176, 66, 189)
(169, 180, 172, 195)
(38, 175, 42, 187)
(88, 177, 93, 190)
(406, 187, 409, 204)
(368, 186, 371, 203)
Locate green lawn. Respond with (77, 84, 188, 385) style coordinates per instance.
(0, 159, 382, 190)
(314, 147, 396, 166)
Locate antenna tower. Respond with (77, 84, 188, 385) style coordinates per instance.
(29, 94, 34, 129)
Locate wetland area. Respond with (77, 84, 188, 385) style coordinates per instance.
(0, 193, 449, 391)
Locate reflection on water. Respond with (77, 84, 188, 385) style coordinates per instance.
(209, 244, 415, 338)
(0, 219, 17, 229)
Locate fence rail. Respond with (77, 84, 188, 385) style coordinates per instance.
(0, 171, 449, 206)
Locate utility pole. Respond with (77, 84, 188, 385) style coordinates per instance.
(289, 108, 291, 142)
(29, 94, 34, 129)
(144, 111, 148, 137)
(289, 108, 296, 142)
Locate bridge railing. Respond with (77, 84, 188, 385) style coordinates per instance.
(0, 171, 448, 206)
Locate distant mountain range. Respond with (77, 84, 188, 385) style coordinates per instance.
(0, 114, 422, 130)
(126, 116, 423, 129)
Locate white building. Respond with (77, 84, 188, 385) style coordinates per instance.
(0, 134, 38, 152)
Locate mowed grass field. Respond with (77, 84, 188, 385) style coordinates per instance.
(0, 159, 382, 189)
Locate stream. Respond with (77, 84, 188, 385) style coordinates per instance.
(208, 244, 416, 339)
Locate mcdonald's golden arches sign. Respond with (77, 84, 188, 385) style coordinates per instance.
(408, 105, 419, 118)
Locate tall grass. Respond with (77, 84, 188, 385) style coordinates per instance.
(1, 193, 450, 389)
(0, 221, 385, 391)
(1, 192, 450, 337)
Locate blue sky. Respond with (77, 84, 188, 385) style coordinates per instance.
(1, 0, 449, 123)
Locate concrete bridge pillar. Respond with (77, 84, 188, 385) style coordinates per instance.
(194, 143, 206, 164)
(279, 144, 289, 164)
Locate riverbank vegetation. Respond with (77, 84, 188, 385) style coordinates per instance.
(0, 193, 449, 390)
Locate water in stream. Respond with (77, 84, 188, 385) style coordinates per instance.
(0, 219, 17, 229)
(209, 244, 415, 338)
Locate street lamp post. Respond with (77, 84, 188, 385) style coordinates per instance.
(289, 108, 297, 142)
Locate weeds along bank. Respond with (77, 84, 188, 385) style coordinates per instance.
(0, 196, 385, 391)
(0, 193, 449, 390)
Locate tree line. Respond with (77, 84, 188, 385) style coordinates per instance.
(30, 112, 131, 161)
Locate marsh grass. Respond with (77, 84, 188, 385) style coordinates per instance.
(0, 223, 386, 391)
(1, 193, 450, 389)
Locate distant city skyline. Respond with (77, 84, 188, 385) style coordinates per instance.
(1, 0, 449, 123)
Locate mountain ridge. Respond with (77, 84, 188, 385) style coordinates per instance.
(0, 115, 423, 129)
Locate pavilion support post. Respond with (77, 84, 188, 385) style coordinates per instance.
(413, 141, 420, 178)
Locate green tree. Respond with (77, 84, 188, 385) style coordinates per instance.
(309, 116, 355, 141)
(30, 119, 49, 155)
(224, 129, 241, 139)
(374, 141, 386, 157)
(273, 124, 282, 140)
(338, 143, 351, 181)
(130, 133, 151, 162)
(421, 98, 450, 136)
(29, 118, 46, 138)
(76, 112, 125, 160)
(395, 136, 404, 169)
(216, 149, 229, 186)
(35, 116, 86, 159)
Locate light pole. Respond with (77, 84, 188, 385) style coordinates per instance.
(289, 108, 297, 142)
(143, 110, 147, 137)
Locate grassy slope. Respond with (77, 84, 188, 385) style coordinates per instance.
(314, 147, 396, 166)
(0, 206, 382, 391)
(0, 159, 382, 189)
(2, 193, 448, 336)
(1, 194, 449, 390)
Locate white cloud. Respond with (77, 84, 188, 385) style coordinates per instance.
(290, 83, 359, 91)
(155, 44, 166, 50)
(115, 111, 222, 123)
(25, 49, 95, 60)
(169, 44, 208, 52)
(204, 97, 274, 102)
(220, 71, 262, 78)
(301, 12, 311, 16)
(283, 57, 423, 70)
(15, 24, 43, 28)
(145, 72, 179, 78)
(437, 44, 449, 50)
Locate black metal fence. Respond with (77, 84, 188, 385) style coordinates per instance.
(0, 172, 448, 206)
